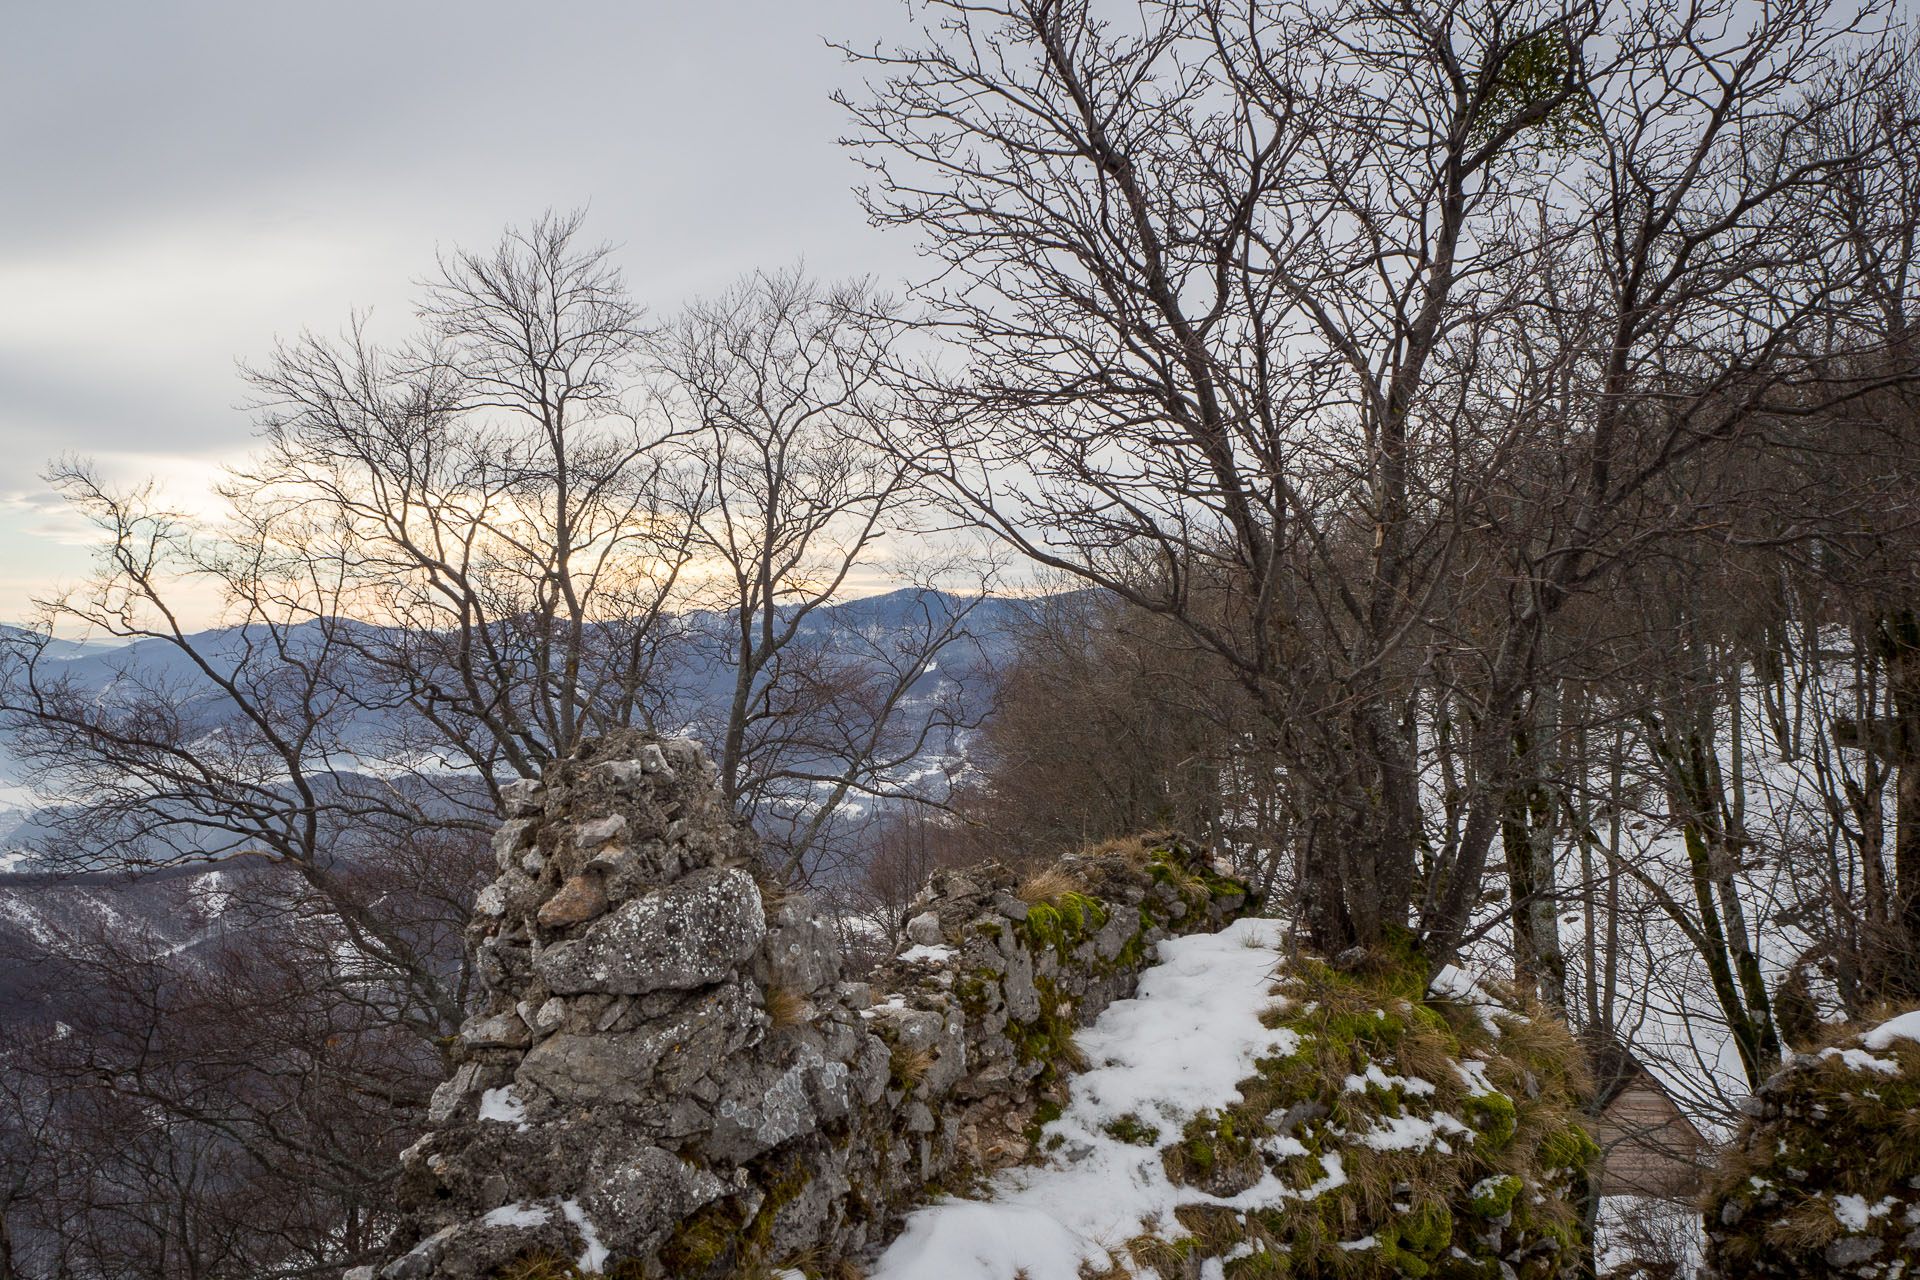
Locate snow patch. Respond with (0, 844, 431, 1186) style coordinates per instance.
(477, 1086, 528, 1125)
(1863, 1011, 1920, 1052)
(1820, 1047, 1900, 1075)
(869, 917, 1300, 1280)
(560, 1200, 608, 1273)
(482, 1202, 550, 1229)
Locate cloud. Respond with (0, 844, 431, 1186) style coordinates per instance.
(0, 1, 929, 624)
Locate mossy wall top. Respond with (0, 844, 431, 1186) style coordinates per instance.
(356, 733, 1252, 1280)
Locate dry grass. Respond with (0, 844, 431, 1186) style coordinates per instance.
(1125, 1232, 1190, 1279)
(1082, 831, 1173, 870)
(1766, 1196, 1846, 1250)
(495, 1252, 582, 1280)
(1173, 1204, 1242, 1254)
(1018, 865, 1082, 903)
(890, 1042, 935, 1088)
(765, 983, 807, 1029)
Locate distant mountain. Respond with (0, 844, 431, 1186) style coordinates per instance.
(0, 590, 1043, 876)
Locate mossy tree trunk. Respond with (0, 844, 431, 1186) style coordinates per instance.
(1503, 685, 1567, 1012)
(1641, 708, 1782, 1087)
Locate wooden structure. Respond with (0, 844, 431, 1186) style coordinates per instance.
(1588, 1040, 1714, 1200)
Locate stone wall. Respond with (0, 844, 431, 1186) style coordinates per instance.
(364, 732, 1251, 1279)
(1704, 1020, 1920, 1280)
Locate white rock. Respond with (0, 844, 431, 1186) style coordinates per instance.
(907, 911, 943, 946)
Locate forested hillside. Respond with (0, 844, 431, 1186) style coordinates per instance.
(3, 0, 1919, 1275)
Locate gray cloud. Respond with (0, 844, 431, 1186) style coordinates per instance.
(0, 0, 928, 595)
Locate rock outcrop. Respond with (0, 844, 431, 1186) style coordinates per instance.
(363, 731, 1251, 1279)
(1704, 1014, 1920, 1280)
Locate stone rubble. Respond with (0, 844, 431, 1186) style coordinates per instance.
(359, 731, 1252, 1279)
(1703, 1027, 1920, 1280)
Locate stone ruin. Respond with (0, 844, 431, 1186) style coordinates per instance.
(361, 730, 1252, 1279)
(1704, 1020, 1920, 1280)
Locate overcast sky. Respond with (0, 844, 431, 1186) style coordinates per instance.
(0, 0, 928, 621)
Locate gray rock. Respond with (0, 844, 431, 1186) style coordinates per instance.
(379, 1225, 455, 1280)
(516, 982, 761, 1103)
(500, 779, 545, 817)
(1825, 1237, 1882, 1268)
(427, 1062, 482, 1125)
(531, 996, 566, 1032)
(1094, 904, 1140, 961)
(708, 1051, 840, 1163)
(536, 868, 765, 995)
(573, 814, 628, 848)
(376, 733, 1258, 1280)
(580, 1146, 726, 1257)
(461, 1011, 530, 1050)
(1002, 946, 1040, 1022)
(490, 818, 535, 870)
(761, 904, 842, 995)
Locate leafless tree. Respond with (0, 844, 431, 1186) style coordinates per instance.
(649, 267, 995, 882)
(841, 0, 1905, 963)
(236, 210, 698, 796)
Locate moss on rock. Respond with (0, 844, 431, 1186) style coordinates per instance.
(1704, 1019, 1920, 1280)
(1123, 945, 1596, 1280)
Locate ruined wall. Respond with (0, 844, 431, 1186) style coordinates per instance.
(1704, 1020, 1920, 1280)
(363, 731, 1250, 1279)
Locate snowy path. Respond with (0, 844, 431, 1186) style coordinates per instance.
(867, 917, 1292, 1280)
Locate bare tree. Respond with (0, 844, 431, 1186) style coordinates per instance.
(236, 210, 698, 796)
(649, 267, 993, 882)
(841, 0, 1903, 963)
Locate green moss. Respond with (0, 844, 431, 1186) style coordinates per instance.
(1463, 1090, 1517, 1148)
(1123, 945, 1589, 1279)
(1022, 1099, 1065, 1146)
(1536, 1118, 1599, 1174)
(658, 1199, 742, 1276)
(1023, 901, 1063, 950)
(955, 970, 997, 1015)
(1468, 1172, 1523, 1217)
(1103, 1113, 1161, 1145)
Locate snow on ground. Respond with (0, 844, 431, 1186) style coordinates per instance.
(1596, 1196, 1705, 1277)
(869, 917, 1291, 1280)
(1863, 1009, 1920, 1052)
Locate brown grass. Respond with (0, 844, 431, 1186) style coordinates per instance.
(890, 1042, 935, 1088)
(1173, 1204, 1242, 1254)
(765, 984, 807, 1029)
(1125, 1232, 1190, 1280)
(1018, 865, 1082, 903)
(494, 1252, 582, 1280)
(1766, 1197, 1845, 1250)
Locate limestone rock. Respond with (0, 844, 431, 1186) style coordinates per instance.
(516, 981, 762, 1104)
(906, 911, 942, 945)
(535, 873, 608, 928)
(535, 867, 765, 995)
(376, 738, 1256, 1280)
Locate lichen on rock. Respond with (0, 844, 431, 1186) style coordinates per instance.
(360, 734, 1253, 1280)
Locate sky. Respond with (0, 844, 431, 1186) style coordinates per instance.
(0, 0, 928, 622)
